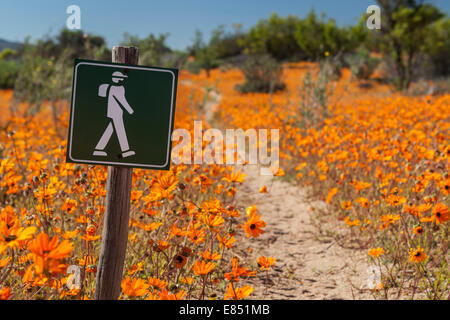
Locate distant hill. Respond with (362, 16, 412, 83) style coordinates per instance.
(0, 38, 22, 52)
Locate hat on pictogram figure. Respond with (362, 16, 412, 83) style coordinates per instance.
(112, 71, 128, 78)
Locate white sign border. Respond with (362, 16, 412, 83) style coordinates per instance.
(68, 61, 176, 169)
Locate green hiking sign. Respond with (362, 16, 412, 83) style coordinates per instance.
(66, 59, 178, 170)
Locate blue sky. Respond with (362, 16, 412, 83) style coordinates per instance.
(1, 0, 449, 50)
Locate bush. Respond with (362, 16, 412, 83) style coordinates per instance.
(13, 42, 73, 135)
(0, 59, 19, 89)
(296, 64, 334, 129)
(207, 24, 244, 60)
(422, 17, 450, 77)
(239, 13, 304, 61)
(121, 32, 172, 67)
(295, 10, 364, 60)
(235, 54, 286, 93)
(345, 47, 380, 81)
(185, 60, 202, 75)
(187, 30, 222, 77)
(373, 1, 443, 90)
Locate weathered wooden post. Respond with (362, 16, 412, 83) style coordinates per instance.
(94, 46, 139, 300)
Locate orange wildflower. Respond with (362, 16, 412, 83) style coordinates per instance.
(326, 187, 338, 203)
(147, 277, 168, 289)
(193, 260, 215, 275)
(341, 201, 352, 210)
(355, 197, 370, 208)
(156, 288, 186, 300)
(155, 240, 170, 252)
(222, 170, 246, 184)
(188, 227, 206, 244)
(368, 247, 385, 258)
(344, 216, 360, 227)
(121, 278, 149, 297)
(257, 256, 276, 270)
(180, 277, 194, 285)
(203, 213, 225, 229)
(224, 283, 253, 300)
(151, 171, 178, 197)
(245, 205, 258, 217)
(26, 232, 73, 276)
(224, 257, 256, 282)
(200, 250, 221, 261)
(413, 226, 424, 235)
(127, 262, 144, 276)
(61, 199, 77, 214)
(385, 194, 407, 206)
(174, 254, 187, 269)
(241, 213, 266, 238)
(0, 210, 36, 253)
(408, 246, 428, 263)
(380, 214, 400, 225)
(0, 287, 11, 300)
(431, 203, 449, 224)
(352, 180, 371, 192)
(217, 234, 236, 249)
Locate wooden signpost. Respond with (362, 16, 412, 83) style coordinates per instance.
(66, 46, 178, 299)
(94, 47, 136, 300)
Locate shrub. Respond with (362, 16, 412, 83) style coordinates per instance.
(296, 64, 334, 129)
(239, 13, 304, 61)
(422, 17, 450, 77)
(121, 32, 172, 67)
(295, 10, 364, 60)
(187, 30, 221, 77)
(374, 0, 444, 90)
(0, 59, 18, 89)
(345, 47, 380, 81)
(235, 54, 285, 93)
(207, 24, 245, 60)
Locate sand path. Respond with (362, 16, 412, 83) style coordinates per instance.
(182, 79, 374, 299)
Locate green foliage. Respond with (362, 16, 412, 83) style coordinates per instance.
(422, 17, 450, 77)
(238, 10, 365, 62)
(0, 59, 19, 89)
(239, 13, 303, 61)
(13, 42, 73, 113)
(187, 30, 221, 77)
(295, 10, 365, 60)
(207, 24, 244, 60)
(374, 0, 444, 90)
(0, 48, 18, 60)
(13, 29, 110, 131)
(319, 55, 344, 80)
(235, 54, 285, 93)
(345, 47, 380, 80)
(296, 64, 334, 130)
(121, 32, 186, 68)
(23, 29, 111, 61)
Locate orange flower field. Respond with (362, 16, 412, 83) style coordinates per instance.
(0, 61, 449, 300)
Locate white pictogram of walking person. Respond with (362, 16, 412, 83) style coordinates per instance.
(93, 71, 135, 158)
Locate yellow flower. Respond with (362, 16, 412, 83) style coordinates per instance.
(245, 205, 258, 217)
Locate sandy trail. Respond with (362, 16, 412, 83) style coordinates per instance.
(234, 165, 373, 299)
(184, 79, 374, 299)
